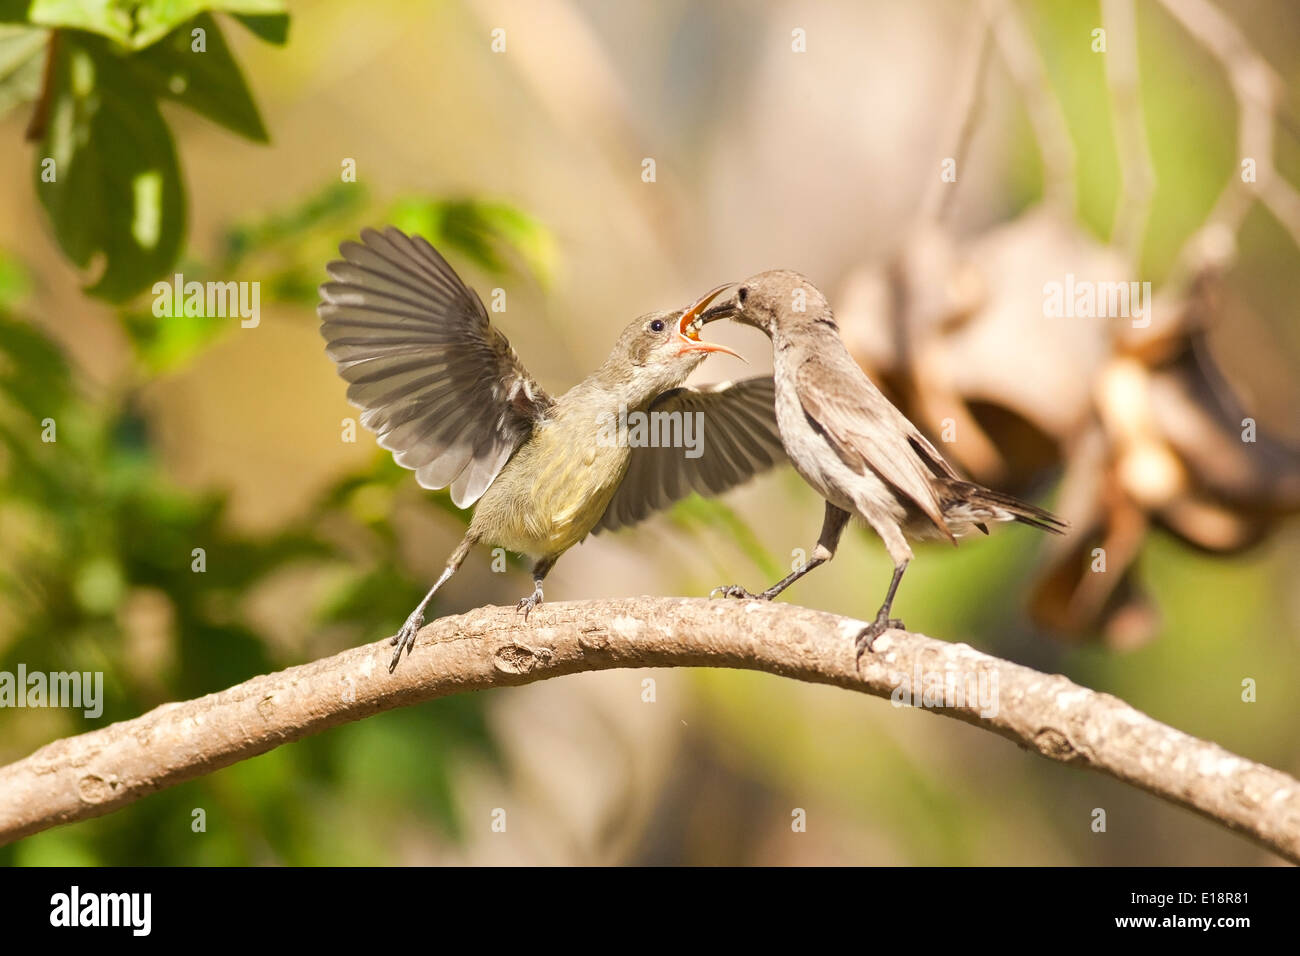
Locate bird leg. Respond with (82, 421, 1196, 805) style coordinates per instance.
(390, 532, 478, 672)
(710, 555, 823, 601)
(712, 503, 850, 601)
(516, 555, 556, 622)
(855, 561, 909, 657)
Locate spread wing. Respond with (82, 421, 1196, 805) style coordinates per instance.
(795, 353, 956, 540)
(318, 226, 553, 507)
(596, 377, 786, 532)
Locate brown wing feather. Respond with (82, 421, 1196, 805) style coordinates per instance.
(595, 377, 786, 532)
(318, 226, 553, 508)
(795, 354, 954, 540)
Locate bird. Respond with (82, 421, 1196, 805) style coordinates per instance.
(317, 227, 785, 670)
(703, 269, 1066, 655)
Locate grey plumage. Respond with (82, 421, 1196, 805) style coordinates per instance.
(706, 270, 1066, 654)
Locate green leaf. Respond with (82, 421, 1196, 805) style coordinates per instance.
(36, 32, 185, 302)
(388, 197, 557, 286)
(130, 1, 286, 50)
(232, 11, 286, 45)
(0, 0, 135, 42)
(0, 1, 288, 50)
(0, 311, 72, 420)
(130, 13, 266, 141)
(220, 181, 366, 268)
(0, 24, 46, 120)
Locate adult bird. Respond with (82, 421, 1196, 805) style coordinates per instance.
(318, 227, 784, 669)
(704, 270, 1066, 655)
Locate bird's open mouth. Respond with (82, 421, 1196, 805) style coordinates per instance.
(675, 286, 743, 359)
(682, 311, 705, 340)
(678, 285, 727, 341)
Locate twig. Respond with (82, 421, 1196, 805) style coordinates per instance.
(1102, 0, 1156, 263)
(981, 0, 1077, 215)
(1158, 0, 1300, 280)
(23, 29, 59, 143)
(0, 598, 1296, 860)
(918, 10, 992, 224)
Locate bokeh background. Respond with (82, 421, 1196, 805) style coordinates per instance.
(2, 0, 1299, 864)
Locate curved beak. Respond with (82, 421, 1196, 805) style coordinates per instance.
(677, 284, 744, 360)
(699, 285, 742, 324)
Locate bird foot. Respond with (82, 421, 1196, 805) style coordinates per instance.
(516, 586, 544, 621)
(854, 613, 904, 658)
(388, 608, 425, 672)
(710, 584, 768, 600)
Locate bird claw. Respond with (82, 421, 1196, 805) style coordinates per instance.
(854, 615, 904, 658)
(710, 584, 761, 600)
(516, 588, 543, 621)
(388, 610, 425, 672)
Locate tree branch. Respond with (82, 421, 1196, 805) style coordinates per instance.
(1, 597, 1296, 860)
(1102, 0, 1156, 264)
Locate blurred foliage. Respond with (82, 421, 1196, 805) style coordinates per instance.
(0, 2, 287, 301)
(390, 197, 560, 292)
(0, 24, 44, 118)
(667, 495, 780, 581)
(127, 183, 557, 373)
(1018, 0, 1287, 282)
(0, 1, 288, 51)
(0, 181, 569, 863)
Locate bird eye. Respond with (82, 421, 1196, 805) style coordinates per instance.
(737, 287, 749, 304)
(649, 319, 665, 333)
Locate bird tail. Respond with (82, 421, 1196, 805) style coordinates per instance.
(939, 480, 1068, 535)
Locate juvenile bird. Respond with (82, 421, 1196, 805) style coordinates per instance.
(318, 227, 784, 670)
(704, 270, 1066, 655)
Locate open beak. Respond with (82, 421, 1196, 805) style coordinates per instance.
(676, 284, 744, 360)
